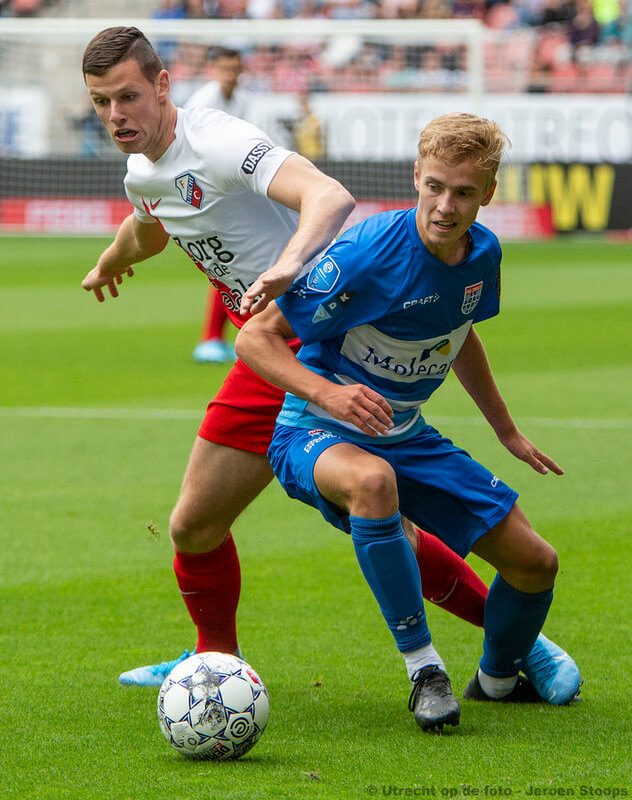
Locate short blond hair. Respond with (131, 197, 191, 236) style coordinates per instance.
(417, 113, 510, 182)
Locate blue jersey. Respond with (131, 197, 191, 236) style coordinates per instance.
(276, 207, 502, 443)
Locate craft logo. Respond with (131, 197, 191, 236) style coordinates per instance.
(461, 281, 483, 315)
(241, 142, 272, 174)
(403, 293, 439, 310)
(306, 256, 340, 293)
(175, 173, 203, 209)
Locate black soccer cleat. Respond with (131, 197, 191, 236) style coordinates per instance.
(463, 671, 544, 703)
(408, 665, 461, 732)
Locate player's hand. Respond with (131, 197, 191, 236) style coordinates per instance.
(498, 429, 564, 476)
(320, 383, 394, 437)
(240, 258, 302, 316)
(82, 266, 134, 302)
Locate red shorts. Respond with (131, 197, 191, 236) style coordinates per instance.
(198, 340, 301, 455)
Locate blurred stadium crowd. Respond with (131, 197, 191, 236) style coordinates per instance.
(2, 0, 629, 93)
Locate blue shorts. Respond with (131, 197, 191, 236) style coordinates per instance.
(268, 423, 519, 558)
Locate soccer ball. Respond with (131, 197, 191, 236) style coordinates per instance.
(157, 651, 269, 760)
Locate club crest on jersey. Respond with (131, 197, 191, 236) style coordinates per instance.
(306, 256, 340, 294)
(175, 173, 203, 209)
(461, 281, 483, 315)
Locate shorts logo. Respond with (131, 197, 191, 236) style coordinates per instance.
(241, 142, 272, 174)
(175, 173, 203, 209)
(306, 256, 340, 294)
(462, 281, 483, 315)
(304, 429, 337, 453)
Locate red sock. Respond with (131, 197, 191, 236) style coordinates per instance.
(201, 287, 229, 342)
(416, 528, 488, 627)
(173, 532, 241, 654)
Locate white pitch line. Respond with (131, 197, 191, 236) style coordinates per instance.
(0, 407, 630, 430)
(0, 406, 201, 420)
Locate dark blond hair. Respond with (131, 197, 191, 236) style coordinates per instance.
(82, 26, 164, 82)
(417, 113, 510, 182)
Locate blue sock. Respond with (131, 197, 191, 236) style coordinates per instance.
(480, 573, 553, 678)
(349, 512, 431, 652)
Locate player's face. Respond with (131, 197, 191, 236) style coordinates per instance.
(414, 157, 496, 264)
(86, 58, 174, 162)
(214, 56, 242, 94)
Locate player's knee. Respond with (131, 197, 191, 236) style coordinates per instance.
(169, 504, 222, 551)
(535, 542, 559, 584)
(347, 462, 398, 516)
(520, 541, 558, 589)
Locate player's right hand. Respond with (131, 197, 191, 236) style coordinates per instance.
(82, 266, 134, 302)
(320, 383, 394, 437)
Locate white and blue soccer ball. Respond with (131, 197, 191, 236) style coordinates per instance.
(157, 651, 269, 760)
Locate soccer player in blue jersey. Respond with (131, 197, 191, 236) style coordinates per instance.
(235, 113, 578, 731)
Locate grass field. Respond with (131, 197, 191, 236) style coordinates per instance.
(1, 236, 631, 800)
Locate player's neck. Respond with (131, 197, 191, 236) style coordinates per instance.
(421, 230, 472, 266)
(146, 103, 178, 163)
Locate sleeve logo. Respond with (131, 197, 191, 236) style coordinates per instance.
(306, 256, 340, 293)
(175, 173, 203, 209)
(241, 142, 272, 174)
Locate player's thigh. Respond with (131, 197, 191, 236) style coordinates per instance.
(313, 441, 398, 515)
(174, 435, 275, 531)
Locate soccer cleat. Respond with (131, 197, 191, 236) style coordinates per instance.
(118, 649, 194, 687)
(408, 665, 461, 731)
(192, 339, 236, 364)
(522, 634, 582, 705)
(463, 671, 543, 703)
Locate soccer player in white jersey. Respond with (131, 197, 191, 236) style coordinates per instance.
(183, 47, 250, 119)
(80, 29, 580, 704)
(236, 114, 581, 730)
(184, 47, 251, 364)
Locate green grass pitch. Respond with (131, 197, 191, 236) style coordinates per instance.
(1, 235, 631, 799)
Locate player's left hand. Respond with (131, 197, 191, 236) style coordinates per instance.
(240, 257, 302, 316)
(82, 266, 134, 303)
(498, 429, 564, 476)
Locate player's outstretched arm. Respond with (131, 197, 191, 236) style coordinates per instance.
(452, 327, 564, 476)
(239, 155, 355, 316)
(235, 303, 393, 437)
(82, 214, 170, 302)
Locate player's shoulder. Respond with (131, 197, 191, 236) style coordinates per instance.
(178, 106, 250, 142)
(339, 207, 414, 252)
(470, 220, 501, 258)
(315, 208, 414, 290)
(178, 107, 278, 169)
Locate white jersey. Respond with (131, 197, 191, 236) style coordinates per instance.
(184, 81, 251, 121)
(125, 107, 315, 319)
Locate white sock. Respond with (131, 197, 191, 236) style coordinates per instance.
(477, 668, 518, 699)
(403, 643, 446, 681)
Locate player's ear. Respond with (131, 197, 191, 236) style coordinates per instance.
(413, 161, 420, 191)
(481, 179, 497, 207)
(157, 69, 171, 102)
